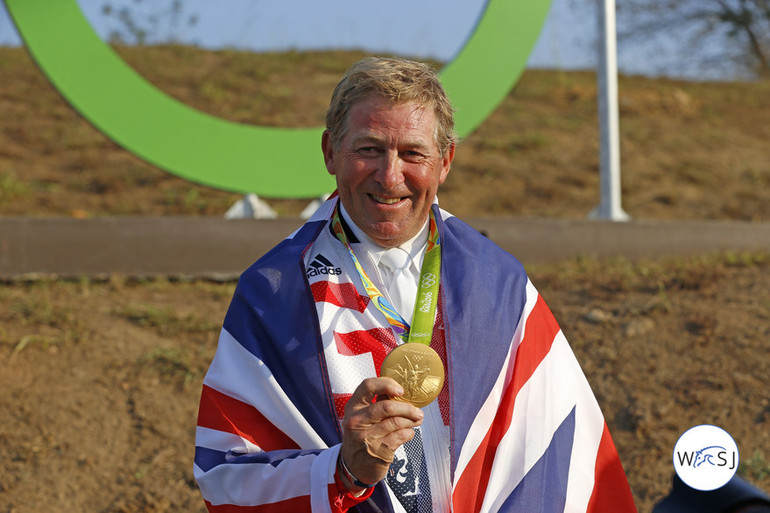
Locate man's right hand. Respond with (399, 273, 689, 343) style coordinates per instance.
(339, 377, 424, 491)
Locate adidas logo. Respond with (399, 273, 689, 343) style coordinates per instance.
(306, 254, 343, 278)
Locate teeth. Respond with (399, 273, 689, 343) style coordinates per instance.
(371, 195, 402, 204)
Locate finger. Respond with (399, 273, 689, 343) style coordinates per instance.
(372, 397, 424, 424)
(346, 377, 404, 412)
(381, 426, 417, 449)
(364, 426, 417, 463)
(365, 430, 412, 463)
(353, 409, 422, 444)
(344, 398, 423, 436)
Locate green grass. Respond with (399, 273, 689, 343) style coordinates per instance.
(739, 450, 770, 481)
(1, 282, 92, 350)
(113, 303, 220, 336)
(2, 46, 769, 220)
(142, 346, 201, 387)
(0, 170, 30, 205)
(12, 333, 59, 355)
(528, 250, 770, 296)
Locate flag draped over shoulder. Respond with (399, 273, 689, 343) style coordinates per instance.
(194, 197, 637, 513)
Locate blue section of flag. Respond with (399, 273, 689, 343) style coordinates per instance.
(222, 219, 343, 447)
(502, 406, 576, 512)
(439, 209, 529, 468)
(195, 446, 325, 473)
(194, 446, 228, 473)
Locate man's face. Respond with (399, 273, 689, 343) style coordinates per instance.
(322, 96, 454, 248)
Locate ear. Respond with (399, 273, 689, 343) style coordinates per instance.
(438, 142, 455, 184)
(321, 130, 336, 176)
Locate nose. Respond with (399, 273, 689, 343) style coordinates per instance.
(373, 151, 405, 189)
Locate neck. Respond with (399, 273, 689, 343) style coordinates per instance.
(339, 203, 429, 252)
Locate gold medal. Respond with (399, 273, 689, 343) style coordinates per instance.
(380, 343, 445, 408)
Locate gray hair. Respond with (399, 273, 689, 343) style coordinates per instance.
(325, 57, 457, 156)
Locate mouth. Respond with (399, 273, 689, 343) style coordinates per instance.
(369, 194, 406, 205)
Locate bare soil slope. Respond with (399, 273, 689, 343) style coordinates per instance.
(1, 47, 769, 221)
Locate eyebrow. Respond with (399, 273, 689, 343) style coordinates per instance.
(349, 133, 433, 151)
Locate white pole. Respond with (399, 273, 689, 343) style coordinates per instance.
(591, 0, 630, 221)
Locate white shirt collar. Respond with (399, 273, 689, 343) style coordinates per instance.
(339, 202, 429, 273)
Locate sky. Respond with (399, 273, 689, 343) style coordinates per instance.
(0, 0, 745, 80)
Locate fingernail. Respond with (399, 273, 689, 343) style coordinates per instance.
(395, 386, 404, 396)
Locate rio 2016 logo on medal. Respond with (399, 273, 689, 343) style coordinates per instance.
(673, 424, 739, 491)
(4, 0, 551, 197)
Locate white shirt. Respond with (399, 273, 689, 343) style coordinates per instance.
(338, 204, 452, 512)
(339, 204, 429, 325)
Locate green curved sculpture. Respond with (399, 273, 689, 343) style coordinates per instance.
(5, 0, 551, 197)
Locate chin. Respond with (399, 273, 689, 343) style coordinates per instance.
(365, 226, 402, 246)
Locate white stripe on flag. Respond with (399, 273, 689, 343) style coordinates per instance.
(315, 301, 388, 333)
(204, 327, 326, 450)
(481, 333, 604, 513)
(563, 337, 604, 513)
(196, 451, 320, 507)
(453, 280, 539, 487)
(196, 425, 261, 454)
(310, 444, 341, 513)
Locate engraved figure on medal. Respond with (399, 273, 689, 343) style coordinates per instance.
(380, 343, 445, 408)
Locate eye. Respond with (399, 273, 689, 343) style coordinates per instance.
(356, 145, 380, 155)
(400, 149, 426, 162)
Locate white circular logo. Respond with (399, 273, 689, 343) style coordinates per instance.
(673, 424, 739, 491)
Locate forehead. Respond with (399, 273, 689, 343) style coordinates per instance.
(345, 97, 437, 144)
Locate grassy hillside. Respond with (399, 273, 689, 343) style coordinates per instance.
(1, 45, 768, 220)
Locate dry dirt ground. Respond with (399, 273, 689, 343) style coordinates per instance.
(1, 48, 769, 512)
(1, 255, 769, 513)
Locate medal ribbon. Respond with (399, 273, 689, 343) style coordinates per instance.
(331, 205, 441, 345)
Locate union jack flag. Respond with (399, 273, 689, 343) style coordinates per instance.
(194, 198, 637, 512)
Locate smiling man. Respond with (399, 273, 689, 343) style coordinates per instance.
(321, 92, 453, 248)
(194, 57, 638, 513)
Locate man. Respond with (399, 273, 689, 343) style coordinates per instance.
(194, 57, 637, 513)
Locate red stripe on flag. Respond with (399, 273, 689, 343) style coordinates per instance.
(453, 295, 560, 513)
(333, 393, 352, 419)
(205, 496, 310, 512)
(311, 281, 369, 313)
(197, 385, 300, 452)
(586, 423, 638, 512)
(331, 328, 397, 418)
(204, 481, 361, 512)
(334, 328, 396, 371)
(507, 295, 560, 395)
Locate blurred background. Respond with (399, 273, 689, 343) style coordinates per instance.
(3, 0, 767, 80)
(1, 0, 768, 219)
